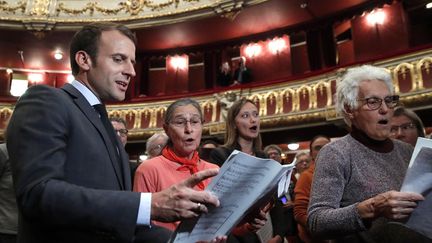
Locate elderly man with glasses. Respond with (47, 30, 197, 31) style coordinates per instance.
(307, 65, 425, 242)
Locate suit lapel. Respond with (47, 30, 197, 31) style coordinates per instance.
(61, 84, 125, 189)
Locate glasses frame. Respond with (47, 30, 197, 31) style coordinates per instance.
(357, 95, 399, 110)
(389, 122, 417, 135)
(115, 128, 128, 137)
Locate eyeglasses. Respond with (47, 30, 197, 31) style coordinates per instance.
(170, 118, 202, 128)
(357, 95, 399, 110)
(390, 122, 416, 135)
(114, 128, 128, 137)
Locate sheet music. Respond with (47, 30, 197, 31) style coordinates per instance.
(170, 150, 294, 243)
(400, 137, 432, 239)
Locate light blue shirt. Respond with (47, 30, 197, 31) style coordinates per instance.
(70, 80, 151, 225)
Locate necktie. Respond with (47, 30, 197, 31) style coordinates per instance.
(93, 104, 120, 157)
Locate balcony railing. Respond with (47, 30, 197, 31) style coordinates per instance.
(1, 48, 432, 140)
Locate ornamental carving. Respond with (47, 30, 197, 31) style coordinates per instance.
(0, 0, 267, 30)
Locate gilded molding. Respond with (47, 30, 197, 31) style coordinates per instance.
(0, 0, 268, 30)
(0, 1, 26, 13)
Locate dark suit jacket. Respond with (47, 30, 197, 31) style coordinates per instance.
(7, 84, 141, 243)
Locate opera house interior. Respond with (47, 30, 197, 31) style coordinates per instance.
(0, 0, 432, 162)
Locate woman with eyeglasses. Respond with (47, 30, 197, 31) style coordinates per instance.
(389, 106, 426, 146)
(133, 98, 220, 232)
(307, 65, 425, 242)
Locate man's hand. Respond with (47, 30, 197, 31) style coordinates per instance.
(357, 190, 424, 220)
(151, 169, 220, 222)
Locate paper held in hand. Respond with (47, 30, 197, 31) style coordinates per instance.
(400, 137, 432, 240)
(169, 150, 295, 243)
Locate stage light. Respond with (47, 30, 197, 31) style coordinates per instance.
(10, 73, 28, 97)
(170, 55, 188, 70)
(245, 43, 262, 58)
(268, 38, 287, 54)
(366, 9, 386, 26)
(54, 50, 63, 60)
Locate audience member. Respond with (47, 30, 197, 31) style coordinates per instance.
(145, 132, 169, 159)
(0, 125, 18, 243)
(293, 151, 311, 180)
(308, 65, 424, 242)
(389, 106, 425, 146)
(263, 144, 282, 162)
(233, 56, 252, 85)
(294, 135, 331, 243)
(217, 61, 233, 87)
(6, 23, 222, 243)
(209, 98, 277, 243)
(199, 139, 220, 161)
(110, 116, 140, 183)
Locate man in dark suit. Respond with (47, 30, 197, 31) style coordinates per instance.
(233, 56, 252, 85)
(7, 23, 222, 243)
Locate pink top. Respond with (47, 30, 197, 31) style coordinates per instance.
(133, 155, 219, 231)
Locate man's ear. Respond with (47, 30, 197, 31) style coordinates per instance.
(75, 51, 92, 71)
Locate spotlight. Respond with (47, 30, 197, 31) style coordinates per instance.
(54, 51, 63, 60)
(6, 68, 13, 74)
(287, 143, 300, 151)
(426, 2, 432, 9)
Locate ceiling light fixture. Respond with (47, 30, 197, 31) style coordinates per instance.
(54, 50, 63, 60)
(6, 68, 13, 74)
(287, 143, 300, 151)
(426, 2, 432, 9)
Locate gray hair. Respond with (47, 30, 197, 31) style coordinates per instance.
(335, 65, 394, 126)
(263, 144, 282, 155)
(145, 132, 169, 157)
(164, 98, 203, 125)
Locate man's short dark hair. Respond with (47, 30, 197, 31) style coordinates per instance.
(109, 117, 127, 127)
(69, 23, 137, 76)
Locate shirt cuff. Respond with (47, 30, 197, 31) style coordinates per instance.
(136, 193, 152, 225)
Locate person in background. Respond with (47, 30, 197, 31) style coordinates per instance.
(264, 144, 299, 243)
(110, 117, 140, 183)
(145, 132, 169, 160)
(293, 151, 311, 180)
(199, 139, 220, 161)
(389, 106, 426, 146)
(7, 23, 222, 243)
(294, 135, 331, 243)
(233, 56, 252, 85)
(308, 65, 424, 242)
(263, 144, 282, 163)
(209, 98, 276, 243)
(0, 123, 18, 243)
(110, 117, 129, 147)
(217, 61, 233, 87)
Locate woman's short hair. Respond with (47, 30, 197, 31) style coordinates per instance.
(163, 98, 203, 147)
(335, 65, 394, 126)
(263, 144, 282, 155)
(164, 98, 203, 125)
(224, 98, 262, 151)
(393, 106, 426, 138)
